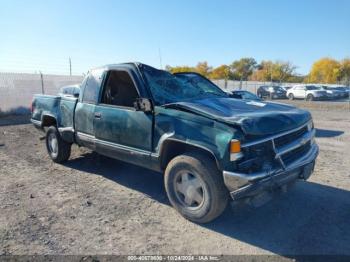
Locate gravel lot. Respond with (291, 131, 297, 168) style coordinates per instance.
(0, 100, 349, 256)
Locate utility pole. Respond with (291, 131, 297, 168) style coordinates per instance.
(69, 57, 72, 76)
(39, 71, 45, 94)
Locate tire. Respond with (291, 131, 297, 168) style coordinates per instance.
(46, 126, 71, 163)
(288, 93, 294, 100)
(164, 152, 229, 223)
(306, 94, 314, 101)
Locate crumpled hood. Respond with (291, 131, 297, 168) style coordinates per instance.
(165, 97, 311, 136)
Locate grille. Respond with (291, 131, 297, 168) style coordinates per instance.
(281, 141, 311, 166)
(274, 126, 308, 148)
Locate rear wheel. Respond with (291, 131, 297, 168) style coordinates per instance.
(164, 152, 229, 223)
(46, 126, 71, 163)
(288, 93, 294, 100)
(306, 94, 314, 101)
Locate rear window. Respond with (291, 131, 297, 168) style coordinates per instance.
(82, 69, 105, 103)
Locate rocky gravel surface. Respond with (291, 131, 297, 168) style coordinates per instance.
(0, 100, 349, 256)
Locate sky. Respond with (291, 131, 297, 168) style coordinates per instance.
(0, 0, 349, 75)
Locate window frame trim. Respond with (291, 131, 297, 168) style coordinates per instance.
(97, 69, 142, 109)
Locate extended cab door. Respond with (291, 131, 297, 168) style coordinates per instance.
(93, 69, 153, 165)
(75, 68, 105, 149)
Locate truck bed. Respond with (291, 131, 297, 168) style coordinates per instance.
(31, 94, 78, 132)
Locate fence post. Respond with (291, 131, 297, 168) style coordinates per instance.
(40, 71, 45, 94)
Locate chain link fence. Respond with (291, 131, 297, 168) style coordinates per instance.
(0, 72, 83, 115)
(1, 71, 348, 115)
(210, 79, 299, 94)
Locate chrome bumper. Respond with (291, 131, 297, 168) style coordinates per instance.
(223, 131, 319, 200)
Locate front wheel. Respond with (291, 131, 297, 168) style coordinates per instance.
(46, 126, 71, 163)
(164, 152, 229, 223)
(288, 93, 294, 100)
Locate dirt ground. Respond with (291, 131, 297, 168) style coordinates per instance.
(0, 100, 349, 256)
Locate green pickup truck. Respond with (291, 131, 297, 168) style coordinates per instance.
(31, 63, 319, 223)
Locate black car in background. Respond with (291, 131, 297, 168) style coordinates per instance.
(257, 85, 287, 99)
(229, 90, 262, 101)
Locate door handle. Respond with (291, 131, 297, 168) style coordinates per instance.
(94, 112, 102, 119)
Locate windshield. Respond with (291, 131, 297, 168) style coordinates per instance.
(306, 86, 320, 90)
(141, 65, 228, 105)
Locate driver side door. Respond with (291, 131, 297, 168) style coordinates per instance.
(93, 70, 153, 165)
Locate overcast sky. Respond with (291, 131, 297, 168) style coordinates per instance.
(1, 0, 349, 75)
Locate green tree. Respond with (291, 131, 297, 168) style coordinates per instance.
(271, 61, 296, 82)
(230, 58, 257, 81)
(250, 60, 296, 82)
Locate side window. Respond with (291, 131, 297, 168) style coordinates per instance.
(82, 69, 104, 104)
(232, 93, 242, 99)
(100, 70, 139, 107)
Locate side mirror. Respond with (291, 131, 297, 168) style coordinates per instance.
(73, 92, 80, 98)
(134, 98, 153, 113)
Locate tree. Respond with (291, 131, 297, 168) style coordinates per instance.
(230, 58, 257, 81)
(165, 65, 195, 74)
(250, 60, 273, 81)
(340, 58, 350, 85)
(209, 65, 231, 80)
(308, 58, 341, 84)
(166, 62, 213, 77)
(287, 74, 305, 83)
(271, 61, 296, 82)
(250, 60, 296, 82)
(195, 61, 212, 77)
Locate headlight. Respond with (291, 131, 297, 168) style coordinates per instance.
(230, 139, 244, 161)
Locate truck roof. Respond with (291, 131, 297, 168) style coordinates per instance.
(90, 62, 144, 72)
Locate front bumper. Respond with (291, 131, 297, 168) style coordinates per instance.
(223, 138, 319, 200)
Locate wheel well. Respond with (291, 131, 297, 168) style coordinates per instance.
(42, 115, 57, 127)
(160, 140, 220, 171)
